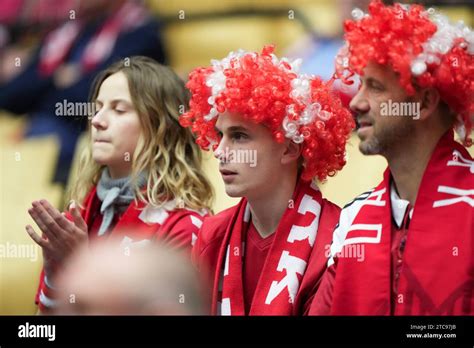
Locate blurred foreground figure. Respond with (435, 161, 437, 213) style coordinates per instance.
(53, 239, 210, 315)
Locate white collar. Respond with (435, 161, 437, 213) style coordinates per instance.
(390, 183, 413, 228)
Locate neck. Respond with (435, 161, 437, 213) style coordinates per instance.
(386, 129, 448, 205)
(107, 166, 131, 180)
(247, 172, 298, 239)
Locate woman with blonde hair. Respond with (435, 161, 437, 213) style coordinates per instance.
(26, 56, 214, 313)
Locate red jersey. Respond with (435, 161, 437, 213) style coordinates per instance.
(193, 180, 341, 315)
(310, 131, 474, 315)
(243, 222, 274, 314)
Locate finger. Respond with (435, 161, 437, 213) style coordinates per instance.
(28, 206, 54, 240)
(40, 199, 75, 233)
(69, 201, 87, 231)
(28, 210, 60, 249)
(25, 224, 50, 249)
(30, 202, 62, 241)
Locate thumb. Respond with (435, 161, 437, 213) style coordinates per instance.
(69, 201, 87, 231)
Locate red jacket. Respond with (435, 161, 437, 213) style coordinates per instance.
(310, 131, 474, 315)
(193, 197, 341, 315)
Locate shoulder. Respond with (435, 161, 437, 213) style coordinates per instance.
(316, 198, 342, 242)
(192, 204, 240, 273)
(143, 204, 209, 249)
(311, 197, 341, 240)
(203, 205, 237, 227)
(158, 205, 208, 233)
(197, 205, 238, 246)
(320, 198, 341, 218)
(136, 201, 207, 237)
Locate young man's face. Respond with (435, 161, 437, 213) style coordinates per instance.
(350, 61, 418, 157)
(214, 113, 290, 200)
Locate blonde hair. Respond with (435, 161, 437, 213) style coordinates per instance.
(67, 56, 214, 212)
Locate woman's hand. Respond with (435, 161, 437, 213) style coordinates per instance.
(25, 200, 88, 278)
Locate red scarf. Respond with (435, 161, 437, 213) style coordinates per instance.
(39, 1, 147, 77)
(213, 180, 326, 315)
(329, 131, 474, 315)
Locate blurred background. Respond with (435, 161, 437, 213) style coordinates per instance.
(1, 0, 473, 314)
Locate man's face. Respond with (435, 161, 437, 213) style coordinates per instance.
(214, 113, 288, 200)
(350, 62, 417, 156)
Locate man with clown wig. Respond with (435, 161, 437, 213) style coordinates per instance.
(179, 45, 354, 315)
(311, 0, 474, 315)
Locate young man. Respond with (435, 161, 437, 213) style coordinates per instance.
(180, 45, 354, 315)
(310, 0, 474, 315)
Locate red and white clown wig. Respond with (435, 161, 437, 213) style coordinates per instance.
(179, 45, 355, 181)
(336, 0, 474, 146)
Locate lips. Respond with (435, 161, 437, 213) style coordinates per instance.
(219, 168, 238, 184)
(219, 169, 237, 176)
(357, 118, 373, 129)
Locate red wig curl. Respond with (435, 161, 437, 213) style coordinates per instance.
(336, 0, 474, 146)
(180, 45, 355, 181)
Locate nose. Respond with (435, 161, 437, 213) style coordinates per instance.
(349, 87, 370, 115)
(91, 108, 107, 130)
(213, 136, 230, 163)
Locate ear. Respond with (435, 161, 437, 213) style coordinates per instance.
(281, 139, 302, 166)
(418, 87, 440, 121)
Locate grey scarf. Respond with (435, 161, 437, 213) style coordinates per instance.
(96, 168, 147, 236)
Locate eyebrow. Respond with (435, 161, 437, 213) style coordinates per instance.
(95, 98, 132, 105)
(362, 76, 383, 85)
(215, 125, 250, 133)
